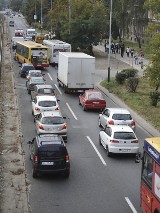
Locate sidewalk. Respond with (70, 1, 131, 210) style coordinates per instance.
(94, 44, 149, 77)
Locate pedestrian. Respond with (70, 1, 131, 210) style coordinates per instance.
(130, 48, 134, 58)
(140, 49, 144, 58)
(111, 43, 114, 54)
(120, 43, 125, 57)
(126, 47, 130, 57)
(140, 57, 144, 69)
(134, 52, 139, 65)
(104, 42, 107, 52)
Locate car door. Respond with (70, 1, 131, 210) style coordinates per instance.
(100, 126, 111, 149)
(79, 93, 85, 105)
(100, 109, 110, 128)
(32, 97, 37, 114)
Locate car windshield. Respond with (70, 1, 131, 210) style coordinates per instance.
(31, 79, 44, 84)
(30, 72, 42, 77)
(88, 92, 103, 100)
(114, 132, 136, 140)
(23, 66, 34, 71)
(42, 116, 63, 124)
(38, 88, 54, 94)
(38, 101, 56, 107)
(112, 114, 132, 120)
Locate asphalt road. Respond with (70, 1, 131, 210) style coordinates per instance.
(9, 15, 152, 213)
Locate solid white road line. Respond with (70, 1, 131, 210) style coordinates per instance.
(54, 84, 62, 95)
(125, 197, 138, 213)
(47, 73, 53, 81)
(86, 136, 107, 166)
(66, 103, 78, 120)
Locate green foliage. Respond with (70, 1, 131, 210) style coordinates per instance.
(115, 68, 138, 85)
(125, 77, 139, 93)
(115, 72, 126, 84)
(150, 91, 160, 106)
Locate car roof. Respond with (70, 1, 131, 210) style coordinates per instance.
(28, 70, 41, 73)
(41, 111, 62, 117)
(109, 125, 135, 132)
(106, 108, 131, 114)
(37, 96, 57, 101)
(36, 84, 53, 89)
(22, 63, 34, 67)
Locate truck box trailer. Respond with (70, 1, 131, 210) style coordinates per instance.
(57, 52, 95, 93)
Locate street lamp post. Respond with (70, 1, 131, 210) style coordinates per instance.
(68, 0, 71, 35)
(51, 0, 52, 33)
(41, 0, 43, 34)
(108, 0, 113, 82)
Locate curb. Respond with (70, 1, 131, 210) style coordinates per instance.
(96, 83, 160, 137)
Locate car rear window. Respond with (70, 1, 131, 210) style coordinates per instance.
(38, 88, 54, 94)
(23, 66, 34, 71)
(42, 116, 64, 124)
(88, 92, 103, 99)
(38, 101, 56, 107)
(31, 79, 44, 84)
(30, 72, 42, 77)
(112, 114, 132, 120)
(114, 132, 136, 140)
(39, 144, 66, 157)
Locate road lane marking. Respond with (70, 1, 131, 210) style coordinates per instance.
(54, 84, 62, 95)
(47, 73, 53, 81)
(125, 197, 138, 213)
(66, 103, 78, 120)
(86, 136, 107, 166)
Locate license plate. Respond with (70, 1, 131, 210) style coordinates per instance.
(41, 162, 54, 165)
(120, 149, 130, 152)
(93, 102, 99, 104)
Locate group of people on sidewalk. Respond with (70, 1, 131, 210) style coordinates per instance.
(104, 41, 145, 69)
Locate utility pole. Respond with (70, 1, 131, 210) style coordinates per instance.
(51, 0, 52, 33)
(34, 0, 37, 29)
(68, 0, 71, 35)
(107, 0, 112, 82)
(41, 0, 43, 34)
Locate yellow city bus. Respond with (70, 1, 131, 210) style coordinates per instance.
(15, 41, 49, 68)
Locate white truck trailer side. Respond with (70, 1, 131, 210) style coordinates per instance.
(57, 52, 95, 93)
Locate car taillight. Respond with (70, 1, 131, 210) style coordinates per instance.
(34, 155, 38, 163)
(55, 107, 60, 111)
(36, 93, 38, 96)
(35, 107, 40, 111)
(131, 140, 138, 143)
(62, 123, 67, 129)
(131, 121, 135, 126)
(108, 120, 114, 125)
(65, 155, 69, 162)
(110, 139, 119, 143)
(38, 124, 44, 130)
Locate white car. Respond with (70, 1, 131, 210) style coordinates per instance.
(99, 125, 139, 156)
(32, 96, 60, 116)
(98, 108, 136, 131)
(35, 111, 67, 142)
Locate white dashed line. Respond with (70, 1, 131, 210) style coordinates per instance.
(66, 102, 78, 120)
(86, 136, 107, 166)
(47, 73, 53, 81)
(125, 197, 138, 213)
(54, 84, 62, 95)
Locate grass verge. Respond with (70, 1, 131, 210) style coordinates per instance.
(100, 77, 160, 132)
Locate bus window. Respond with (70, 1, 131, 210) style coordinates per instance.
(142, 152, 153, 189)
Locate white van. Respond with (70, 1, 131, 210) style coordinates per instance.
(42, 40, 71, 66)
(26, 28, 36, 37)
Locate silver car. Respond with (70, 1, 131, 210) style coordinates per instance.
(35, 111, 67, 142)
(98, 108, 136, 131)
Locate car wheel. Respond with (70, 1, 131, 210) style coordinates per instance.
(106, 146, 111, 157)
(64, 169, 70, 178)
(32, 167, 38, 178)
(99, 135, 102, 145)
(28, 89, 31, 94)
(79, 99, 81, 105)
(98, 118, 102, 127)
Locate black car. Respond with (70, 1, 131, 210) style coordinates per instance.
(28, 134, 70, 178)
(19, 63, 35, 78)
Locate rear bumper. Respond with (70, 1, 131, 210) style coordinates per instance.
(37, 131, 67, 140)
(35, 166, 70, 174)
(109, 145, 139, 154)
(85, 104, 106, 110)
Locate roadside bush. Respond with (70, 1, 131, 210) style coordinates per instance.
(115, 72, 126, 84)
(150, 91, 160, 106)
(121, 68, 138, 78)
(125, 77, 139, 92)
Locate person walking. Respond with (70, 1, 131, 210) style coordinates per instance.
(134, 51, 139, 65)
(130, 48, 134, 58)
(120, 43, 125, 57)
(126, 47, 130, 57)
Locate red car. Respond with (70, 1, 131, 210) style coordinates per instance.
(79, 90, 106, 111)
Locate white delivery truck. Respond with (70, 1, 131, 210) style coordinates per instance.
(57, 52, 95, 93)
(11, 36, 24, 50)
(42, 40, 71, 66)
(26, 28, 36, 37)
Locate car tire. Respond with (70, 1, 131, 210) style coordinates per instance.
(64, 169, 70, 178)
(32, 167, 38, 178)
(98, 118, 102, 127)
(99, 135, 102, 145)
(106, 146, 111, 157)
